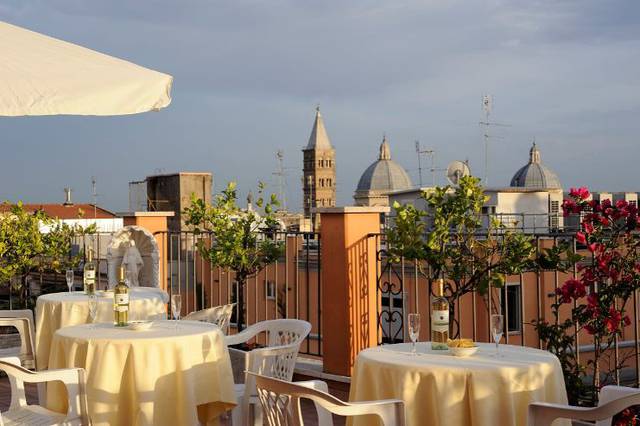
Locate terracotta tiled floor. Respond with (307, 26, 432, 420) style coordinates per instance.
(0, 375, 348, 426)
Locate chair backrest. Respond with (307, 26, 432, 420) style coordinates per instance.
(596, 386, 640, 426)
(528, 388, 640, 426)
(0, 357, 90, 425)
(182, 303, 235, 334)
(0, 309, 36, 369)
(251, 373, 405, 426)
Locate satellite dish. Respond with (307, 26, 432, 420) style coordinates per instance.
(446, 161, 470, 186)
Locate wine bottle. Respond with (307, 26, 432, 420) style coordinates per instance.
(83, 248, 96, 295)
(431, 279, 449, 350)
(114, 266, 129, 327)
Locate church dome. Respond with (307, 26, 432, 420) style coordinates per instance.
(356, 136, 412, 193)
(510, 143, 561, 189)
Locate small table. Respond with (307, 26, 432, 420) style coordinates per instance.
(35, 288, 167, 369)
(47, 320, 236, 426)
(349, 342, 569, 426)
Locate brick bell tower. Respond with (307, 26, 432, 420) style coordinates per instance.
(302, 106, 336, 229)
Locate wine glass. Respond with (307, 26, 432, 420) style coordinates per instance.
(88, 295, 98, 329)
(408, 313, 421, 355)
(491, 314, 504, 357)
(171, 294, 182, 330)
(66, 269, 74, 292)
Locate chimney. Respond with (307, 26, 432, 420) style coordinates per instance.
(63, 187, 73, 206)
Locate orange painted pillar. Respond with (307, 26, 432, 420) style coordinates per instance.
(119, 212, 174, 292)
(318, 206, 388, 376)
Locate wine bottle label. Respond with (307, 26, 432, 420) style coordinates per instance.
(431, 310, 449, 333)
(115, 294, 129, 305)
(84, 271, 95, 281)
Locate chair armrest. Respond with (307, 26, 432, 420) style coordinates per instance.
(225, 327, 262, 346)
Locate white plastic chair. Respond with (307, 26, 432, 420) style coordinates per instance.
(251, 372, 406, 426)
(528, 385, 640, 426)
(0, 357, 90, 426)
(0, 310, 36, 370)
(182, 303, 235, 334)
(225, 319, 312, 426)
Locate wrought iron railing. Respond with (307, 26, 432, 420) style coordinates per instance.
(39, 230, 322, 356)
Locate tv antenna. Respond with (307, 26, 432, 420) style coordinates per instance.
(415, 141, 445, 187)
(479, 95, 511, 185)
(446, 160, 471, 186)
(91, 176, 101, 218)
(272, 150, 291, 211)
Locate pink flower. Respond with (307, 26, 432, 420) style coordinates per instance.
(583, 222, 595, 234)
(624, 316, 632, 327)
(562, 200, 579, 217)
(605, 307, 622, 333)
(584, 324, 596, 335)
(570, 187, 591, 200)
(557, 279, 586, 302)
(588, 243, 598, 253)
(576, 232, 587, 245)
(616, 200, 628, 209)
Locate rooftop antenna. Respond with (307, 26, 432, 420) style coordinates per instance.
(273, 150, 288, 211)
(91, 176, 100, 218)
(479, 95, 511, 185)
(415, 141, 445, 187)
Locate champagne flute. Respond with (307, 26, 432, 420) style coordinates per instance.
(66, 269, 74, 292)
(171, 294, 182, 330)
(88, 294, 98, 329)
(491, 314, 504, 357)
(408, 313, 421, 355)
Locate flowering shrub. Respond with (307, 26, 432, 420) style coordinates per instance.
(536, 187, 640, 405)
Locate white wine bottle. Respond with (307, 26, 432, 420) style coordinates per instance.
(114, 266, 129, 327)
(431, 279, 449, 350)
(83, 248, 96, 295)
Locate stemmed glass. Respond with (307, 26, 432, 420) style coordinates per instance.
(408, 313, 421, 355)
(171, 294, 182, 330)
(491, 314, 504, 357)
(66, 269, 74, 292)
(88, 294, 98, 329)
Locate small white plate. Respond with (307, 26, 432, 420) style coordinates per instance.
(126, 321, 153, 331)
(94, 291, 113, 298)
(449, 346, 479, 357)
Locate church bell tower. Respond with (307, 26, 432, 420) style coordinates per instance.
(302, 107, 336, 228)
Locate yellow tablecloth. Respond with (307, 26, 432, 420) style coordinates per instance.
(35, 289, 167, 369)
(349, 342, 569, 426)
(47, 320, 236, 426)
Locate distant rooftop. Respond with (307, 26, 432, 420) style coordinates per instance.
(0, 203, 117, 219)
(145, 172, 212, 179)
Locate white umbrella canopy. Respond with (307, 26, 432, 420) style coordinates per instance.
(0, 20, 172, 116)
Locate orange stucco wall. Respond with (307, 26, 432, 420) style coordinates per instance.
(320, 210, 381, 376)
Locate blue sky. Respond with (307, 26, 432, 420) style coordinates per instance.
(1, 0, 639, 211)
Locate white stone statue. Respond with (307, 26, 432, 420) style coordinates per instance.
(121, 240, 144, 287)
(107, 225, 161, 289)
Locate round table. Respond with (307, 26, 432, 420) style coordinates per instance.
(349, 342, 569, 426)
(35, 288, 168, 369)
(46, 320, 236, 426)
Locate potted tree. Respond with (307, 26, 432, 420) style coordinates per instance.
(183, 182, 283, 332)
(0, 202, 94, 308)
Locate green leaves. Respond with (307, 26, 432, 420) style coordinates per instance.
(183, 182, 284, 276)
(386, 176, 536, 298)
(0, 202, 94, 306)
